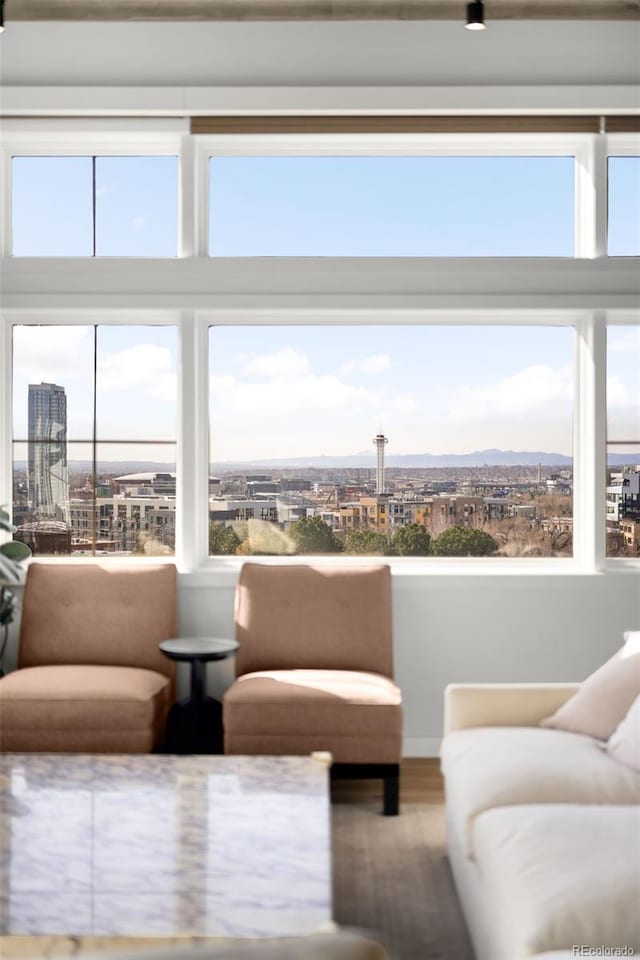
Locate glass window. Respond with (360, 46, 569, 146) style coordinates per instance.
(12, 157, 94, 257)
(209, 156, 575, 256)
(95, 157, 178, 257)
(11, 156, 179, 257)
(608, 157, 640, 257)
(208, 324, 574, 558)
(606, 324, 640, 558)
(12, 325, 177, 557)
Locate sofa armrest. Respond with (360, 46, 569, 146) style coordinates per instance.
(443, 682, 581, 735)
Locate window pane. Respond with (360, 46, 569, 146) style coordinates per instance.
(90, 444, 176, 557)
(12, 157, 93, 256)
(209, 325, 573, 558)
(209, 156, 575, 256)
(12, 325, 177, 557)
(13, 326, 95, 442)
(96, 326, 177, 441)
(606, 324, 640, 558)
(95, 157, 178, 257)
(608, 157, 640, 256)
(12, 442, 90, 556)
(11, 156, 178, 257)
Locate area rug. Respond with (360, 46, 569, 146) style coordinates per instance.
(332, 802, 474, 960)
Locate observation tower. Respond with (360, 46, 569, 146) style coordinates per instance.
(373, 433, 389, 495)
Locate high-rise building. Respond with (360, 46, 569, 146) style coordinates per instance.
(28, 382, 70, 524)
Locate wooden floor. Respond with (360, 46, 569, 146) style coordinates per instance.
(331, 758, 444, 805)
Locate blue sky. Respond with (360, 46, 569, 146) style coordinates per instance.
(209, 156, 576, 256)
(9, 155, 640, 462)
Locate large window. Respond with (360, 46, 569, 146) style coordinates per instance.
(11, 156, 179, 257)
(209, 156, 575, 256)
(1, 125, 639, 572)
(208, 324, 574, 558)
(12, 325, 177, 557)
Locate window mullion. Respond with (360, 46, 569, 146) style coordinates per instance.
(179, 133, 197, 258)
(573, 311, 607, 570)
(176, 311, 209, 571)
(0, 321, 12, 525)
(575, 132, 607, 258)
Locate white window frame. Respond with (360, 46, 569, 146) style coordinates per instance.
(0, 119, 189, 258)
(197, 132, 600, 258)
(1, 120, 639, 582)
(606, 134, 640, 258)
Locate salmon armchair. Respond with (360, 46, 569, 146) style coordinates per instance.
(223, 563, 403, 815)
(0, 561, 177, 753)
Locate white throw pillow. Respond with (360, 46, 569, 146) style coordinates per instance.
(541, 631, 640, 740)
(607, 694, 640, 772)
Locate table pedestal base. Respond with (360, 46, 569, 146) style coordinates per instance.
(162, 696, 223, 754)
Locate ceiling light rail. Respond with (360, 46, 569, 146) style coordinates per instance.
(2, 0, 639, 21)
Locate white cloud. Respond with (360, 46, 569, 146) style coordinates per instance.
(393, 393, 420, 415)
(211, 372, 370, 417)
(608, 328, 640, 353)
(607, 375, 633, 408)
(339, 353, 392, 376)
(13, 326, 92, 383)
(98, 343, 176, 401)
(241, 348, 311, 379)
(448, 364, 573, 419)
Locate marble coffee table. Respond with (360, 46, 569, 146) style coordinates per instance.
(0, 753, 332, 942)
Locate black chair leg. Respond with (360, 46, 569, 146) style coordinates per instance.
(383, 770, 400, 816)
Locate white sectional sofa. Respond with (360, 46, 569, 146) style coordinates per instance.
(441, 683, 640, 960)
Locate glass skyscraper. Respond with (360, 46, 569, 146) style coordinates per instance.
(28, 382, 70, 524)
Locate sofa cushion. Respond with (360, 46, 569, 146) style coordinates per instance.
(0, 665, 172, 752)
(541, 631, 640, 740)
(224, 669, 402, 763)
(440, 727, 640, 857)
(471, 804, 640, 958)
(607, 694, 640, 773)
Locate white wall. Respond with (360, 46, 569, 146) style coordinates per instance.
(176, 571, 640, 755)
(3, 568, 638, 755)
(2, 20, 640, 88)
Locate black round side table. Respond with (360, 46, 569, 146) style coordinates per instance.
(159, 637, 239, 755)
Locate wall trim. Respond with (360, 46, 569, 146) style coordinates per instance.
(403, 736, 442, 758)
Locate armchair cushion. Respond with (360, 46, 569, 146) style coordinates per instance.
(0, 665, 171, 753)
(224, 669, 402, 763)
(234, 564, 393, 677)
(18, 562, 177, 678)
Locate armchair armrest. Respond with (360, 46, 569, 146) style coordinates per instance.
(444, 682, 581, 735)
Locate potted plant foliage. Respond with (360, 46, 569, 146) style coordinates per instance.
(0, 507, 32, 676)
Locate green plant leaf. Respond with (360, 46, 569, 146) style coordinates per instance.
(0, 541, 32, 562)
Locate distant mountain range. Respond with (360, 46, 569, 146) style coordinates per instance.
(13, 449, 639, 474)
(210, 448, 639, 469)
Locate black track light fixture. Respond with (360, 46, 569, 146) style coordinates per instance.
(0, 0, 5, 33)
(465, 0, 486, 30)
